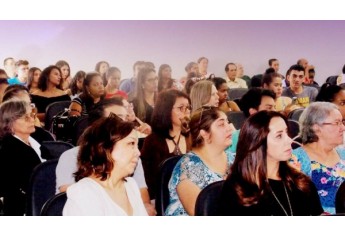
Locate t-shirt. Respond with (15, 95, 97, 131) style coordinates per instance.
(282, 86, 318, 107)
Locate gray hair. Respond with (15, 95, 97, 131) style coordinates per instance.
(299, 102, 339, 144)
(0, 100, 30, 138)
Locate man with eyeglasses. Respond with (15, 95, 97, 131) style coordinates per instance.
(56, 97, 157, 216)
(282, 64, 318, 107)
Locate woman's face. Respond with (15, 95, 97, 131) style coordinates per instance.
(266, 117, 292, 163)
(332, 90, 345, 119)
(48, 69, 62, 87)
(171, 97, 191, 128)
(143, 71, 158, 93)
(161, 67, 172, 79)
(111, 129, 140, 177)
(316, 109, 345, 147)
(265, 76, 283, 97)
(207, 111, 234, 148)
(76, 77, 84, 91)
(107, 71, 121, 88)
(217, 83, 228, 103)
(87, 75, 105, 98)
(32, 69, 41, 86)
(99, 62, 109, 75)
(12, 105, 36, 137)
(205, 85, 219, 107)
(60, 65, 70, 79)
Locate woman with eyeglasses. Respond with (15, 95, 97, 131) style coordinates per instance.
(218, 111, 323, 216)
(140, 89, 192, 200)
(292, 102, 345, 214)
(165, 106, 235, 216)
(0, 100, 44, 215)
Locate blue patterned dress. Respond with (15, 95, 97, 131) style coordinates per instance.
(165, 149, 235, 216)
(292, 147, 345, 214)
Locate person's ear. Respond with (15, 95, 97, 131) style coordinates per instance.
(312, 123, 321, 135)
(200, 129, 211, 143)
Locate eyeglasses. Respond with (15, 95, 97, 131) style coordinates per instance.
(321, 120, 345, 127)
(196, 106, 213, 125)
(173, 105, 192, 113)
(19, 112, 36, 122)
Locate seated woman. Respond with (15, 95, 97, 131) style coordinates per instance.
(130, 67, 158, 125)
(27, 67, 41, 94)
(104, 67, 127, 99)
(55, 60, 72, 93)
(69, 70, 85, 99)
(292, 102, 345, 214)
(69, 72, 105, 116)
(219, 111, 323, 216)
(211, 77, 240, 113)
(262, 72, 292, 113)
(31, 65, 71, 122)
(165, 107, 235, 216)
(190, 80, 219, 113)
(0, 100, 44, 215)
(315, 83, 345, 119)
(140, 89, 192, 199)
(63, 115, 147, 216)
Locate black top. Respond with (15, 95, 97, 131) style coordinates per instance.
(218, 177, 323, 216)
(131, 98, 154, 125)
(0, 135, 42, 215)
(31, 94, 71, 113)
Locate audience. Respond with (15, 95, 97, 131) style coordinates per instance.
(219, 111, 323, 216)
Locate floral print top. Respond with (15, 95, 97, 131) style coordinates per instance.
(292, 147, 345, 214)
(165, 149, 235, 216)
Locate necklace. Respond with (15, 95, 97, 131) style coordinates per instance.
(270, 182, 293, 216)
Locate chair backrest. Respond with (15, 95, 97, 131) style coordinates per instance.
(288, 108, 304, 122)
(45, 101, 71, 130)
(227, 88, 248, 101)
(71, 115, 89, 145)
(287, 119, 300, 139)
(195, 180, 224, 216)
(26, 159, 58, 216)
(226, 111, 246, 130)
(31, 126, 56, 143)
(40, 192, 67, 216)
(155, 155, 182, 216)
(40, 141, 74, 160)
(336, 181, 345, 214)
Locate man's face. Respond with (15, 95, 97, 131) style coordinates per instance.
(17, 64, 30, 79)
(288, 69, 304, 90)
(271, 60, 279, 72)
(226, 64, 237, 80)
(258, 96, 276, 112)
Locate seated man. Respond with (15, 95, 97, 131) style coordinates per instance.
(282, 64, 318, 107)
(227, 88, 276, 153)
(55, 97, 156, 216)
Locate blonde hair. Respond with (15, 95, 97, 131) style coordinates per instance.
(190, 80, 213, 113)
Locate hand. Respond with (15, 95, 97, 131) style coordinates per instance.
(137, 123, 152, 135)
(144, 203, 157, 216)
